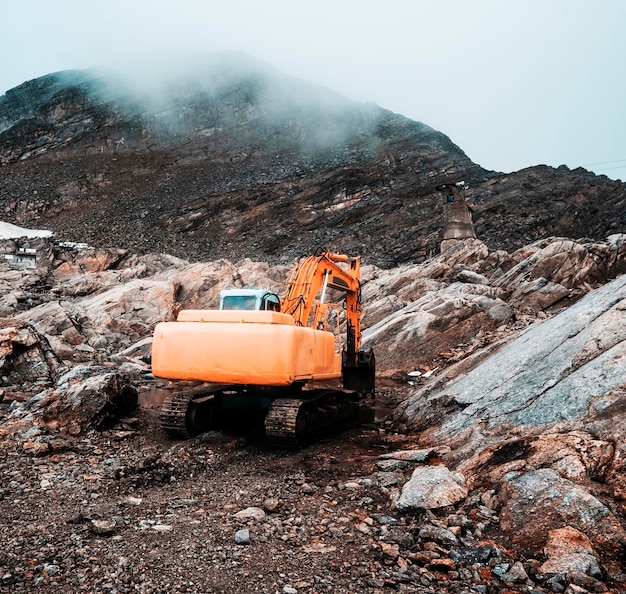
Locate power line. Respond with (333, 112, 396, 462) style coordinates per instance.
(593, 164, 626, 172)
(582, 158, 626, 167)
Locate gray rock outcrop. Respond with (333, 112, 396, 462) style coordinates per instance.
(362, 236, 625, 375)
(395, 272, 626, 437)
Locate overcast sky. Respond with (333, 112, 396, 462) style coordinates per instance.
(1, 0, 625, 179)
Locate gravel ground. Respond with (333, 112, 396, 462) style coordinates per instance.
(0, 401, 602, 594)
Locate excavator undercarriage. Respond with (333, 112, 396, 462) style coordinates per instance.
(159, 378, 375, 448)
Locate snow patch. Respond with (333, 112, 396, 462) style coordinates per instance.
(0, 221, 53, 239)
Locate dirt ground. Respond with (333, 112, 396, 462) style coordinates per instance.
(0, 388, 594, 594)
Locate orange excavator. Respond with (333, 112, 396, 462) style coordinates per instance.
(151, 251, 375, 446)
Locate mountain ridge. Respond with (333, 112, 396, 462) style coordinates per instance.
(0, 52, 623, 267)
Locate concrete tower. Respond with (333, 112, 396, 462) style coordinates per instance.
(436, 181, 477, 252)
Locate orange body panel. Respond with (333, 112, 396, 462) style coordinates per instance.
(152, 310, 341, 385)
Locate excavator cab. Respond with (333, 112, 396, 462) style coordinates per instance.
(219, 288, 281, 311)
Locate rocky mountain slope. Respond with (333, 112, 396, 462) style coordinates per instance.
(0, 53, 624, 267)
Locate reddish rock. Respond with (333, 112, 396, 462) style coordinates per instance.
(540, 526, 602, 578)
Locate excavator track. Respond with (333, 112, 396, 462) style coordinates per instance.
(264, 389, 366, 449)
(264, 398, 306, 449)
(160, 385, 373, 447)
(159, 387, 217, 438)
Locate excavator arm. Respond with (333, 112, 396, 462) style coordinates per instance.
(280, 251, 374, 392)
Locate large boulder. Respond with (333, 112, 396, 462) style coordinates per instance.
(0, 319, 60, 399)
(162, 258, 287, 311)
(539, 526, 602, 578)
(393, 465, 468, 511)
(15, 365, 138, 434)
(54, 247, 129, 273)
(499, 236, 626, 291)
(498, 468, 625, 571)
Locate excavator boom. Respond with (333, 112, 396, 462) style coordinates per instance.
(281, 252, 362, 366)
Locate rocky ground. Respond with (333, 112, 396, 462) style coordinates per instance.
(0, 235, 625, 593)
(0, 401, 601, 594)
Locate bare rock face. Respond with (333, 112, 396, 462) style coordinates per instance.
(497, 236, 626, 312)
(54, 246, 129, 273)
(9, 251, 286, 368)
(362, 236, 625, 375)
(395, 272, 626, 436)
(18, 279, 176, 362)
(458, 430, 615, 487)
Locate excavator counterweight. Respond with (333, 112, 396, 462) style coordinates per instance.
(152, 310, 341, 385)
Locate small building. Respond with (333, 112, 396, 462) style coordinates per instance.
(3, 247, 37, 269)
